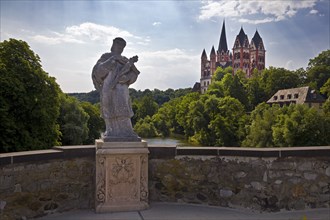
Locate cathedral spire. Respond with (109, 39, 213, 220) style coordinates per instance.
(251, 30, 262, 49)
(218, 20, 228, 53)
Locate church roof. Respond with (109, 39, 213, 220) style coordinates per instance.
(201, 49, 207, 58)
(218, 21, 228, 53)
(237, 27, 248, 47)
(210, 46, 216, 55)
(267, 86, 326, 104)
(251, 30, 263, 48)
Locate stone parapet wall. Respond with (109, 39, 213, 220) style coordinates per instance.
(0, 145, 329, 219)
(0, 146, 95, 220)
(149, 156, 330, 211)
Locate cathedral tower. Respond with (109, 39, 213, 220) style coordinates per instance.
(217, 21, 231, 68)
(250, 30, 266, 75)
(233, 27, 250, 76)
(210, 46, 216, 75)
(200, 49, 211, 93)
(199, 23, 266, 93)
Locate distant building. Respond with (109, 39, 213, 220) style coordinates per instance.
(267, 86, 326, 109)
(200, 21, 266, 93)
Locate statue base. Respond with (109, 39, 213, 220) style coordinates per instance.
(103, 136, 141, 142)
(95, 139, 149, 213)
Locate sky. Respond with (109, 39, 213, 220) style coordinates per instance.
(1, 0, 329, 93)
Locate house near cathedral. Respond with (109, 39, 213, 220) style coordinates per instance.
(267, 86, 326, 110)
(198, 21, 266, 94)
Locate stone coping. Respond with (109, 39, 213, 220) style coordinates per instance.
(1, 145, 329, 166)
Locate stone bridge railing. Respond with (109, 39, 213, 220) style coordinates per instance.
(1, 144, 329, 219)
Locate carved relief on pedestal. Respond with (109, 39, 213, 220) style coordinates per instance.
(95, 140, 149, 212)
(96, 156, 106, 204)
(140, 155, 148, 202)
(108, 156, 139, 202)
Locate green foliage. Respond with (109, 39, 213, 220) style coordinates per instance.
(305, 50, 330, 91)
(175, 92, 200, 137)
(272, 105, 329, 147)
(0, 39, 61, 152)
(208, 97, 247, 146)
(308, 50, 330, 69)
(80, 102, 104, 144)
(135, 95, 159, 120)
(58, 94, 89, 145)
(243, 103, 330, 147)
(212, 66, 232, 82)
(152, 98, 182, 137)
(68, 90, 100, 104)
(243, 103, 282, 147)
(221, 73, 250, 110)
(188, 96, 246, 146)
(320, 78, 330, 97)
(134, 116, 158, 138)
(129, 87, 192, 105)
(261, 67, 302, 99)
(246, 72, 267, 110)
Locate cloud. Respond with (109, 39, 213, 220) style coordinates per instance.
(238, 17, 274, 25)
(31, 33, 85, 45)
(152, 21, 162, 26)
(133, 48, 200, 90)
(199, 0, 319, 23)
(285, 60, 295, 70)
(309, 9, 318, 14)
(30, 22, 146, 46)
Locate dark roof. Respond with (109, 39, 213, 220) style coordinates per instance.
(237, 27, 248, 47)
(201, 49, 207, 58)
(267, 86, 326, 104)
(251, 30, 263, 48)
(192, 82, 201, 92)
(216, 61, 232, 69)
(210, 46, 216, 55)
(218, 21, 228, 53)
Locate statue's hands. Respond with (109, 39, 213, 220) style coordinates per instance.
(129, 55, 138, 63)
(118, 75, 129, 84)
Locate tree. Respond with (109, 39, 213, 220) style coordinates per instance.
(272, 104, 330, 147)
(152, 101, 174, 137)
(134, 116, 158, 138)
(135, 95, 159, 119)
(220, 73, 250, 110)
(186, 98, 210, 145)
(58, 94, 89, 145)
(307, 50, 330, 69)
(261, 67, 301, 99)
(305, 50, 330, 91)
(175, 92, 200, 137)
(242, 103, 281, 148)
(212, 66, 232, 82)
(0, 39, 61, 152)
(207, 96, 247, 146)
(80, 102, 104, 144)
(320, 78, 330, 98)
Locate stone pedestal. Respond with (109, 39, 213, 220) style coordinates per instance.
(95, 140, 149, 212)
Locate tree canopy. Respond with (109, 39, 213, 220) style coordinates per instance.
(1, 38, 328, 151)
(0, 39, 61, 152)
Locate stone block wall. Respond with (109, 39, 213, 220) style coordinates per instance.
(149, 155, 330, 211)
(0, 145, 329, 219)
(0, 147, 95, 220)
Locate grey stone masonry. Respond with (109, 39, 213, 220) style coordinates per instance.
(0, 145, 329, 219)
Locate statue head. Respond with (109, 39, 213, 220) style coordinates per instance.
(111, 37, 126, 55)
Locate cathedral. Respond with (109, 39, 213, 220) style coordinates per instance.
(200, 21, 266, 93)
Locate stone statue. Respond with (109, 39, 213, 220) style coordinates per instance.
(92, 37, 141, 142)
